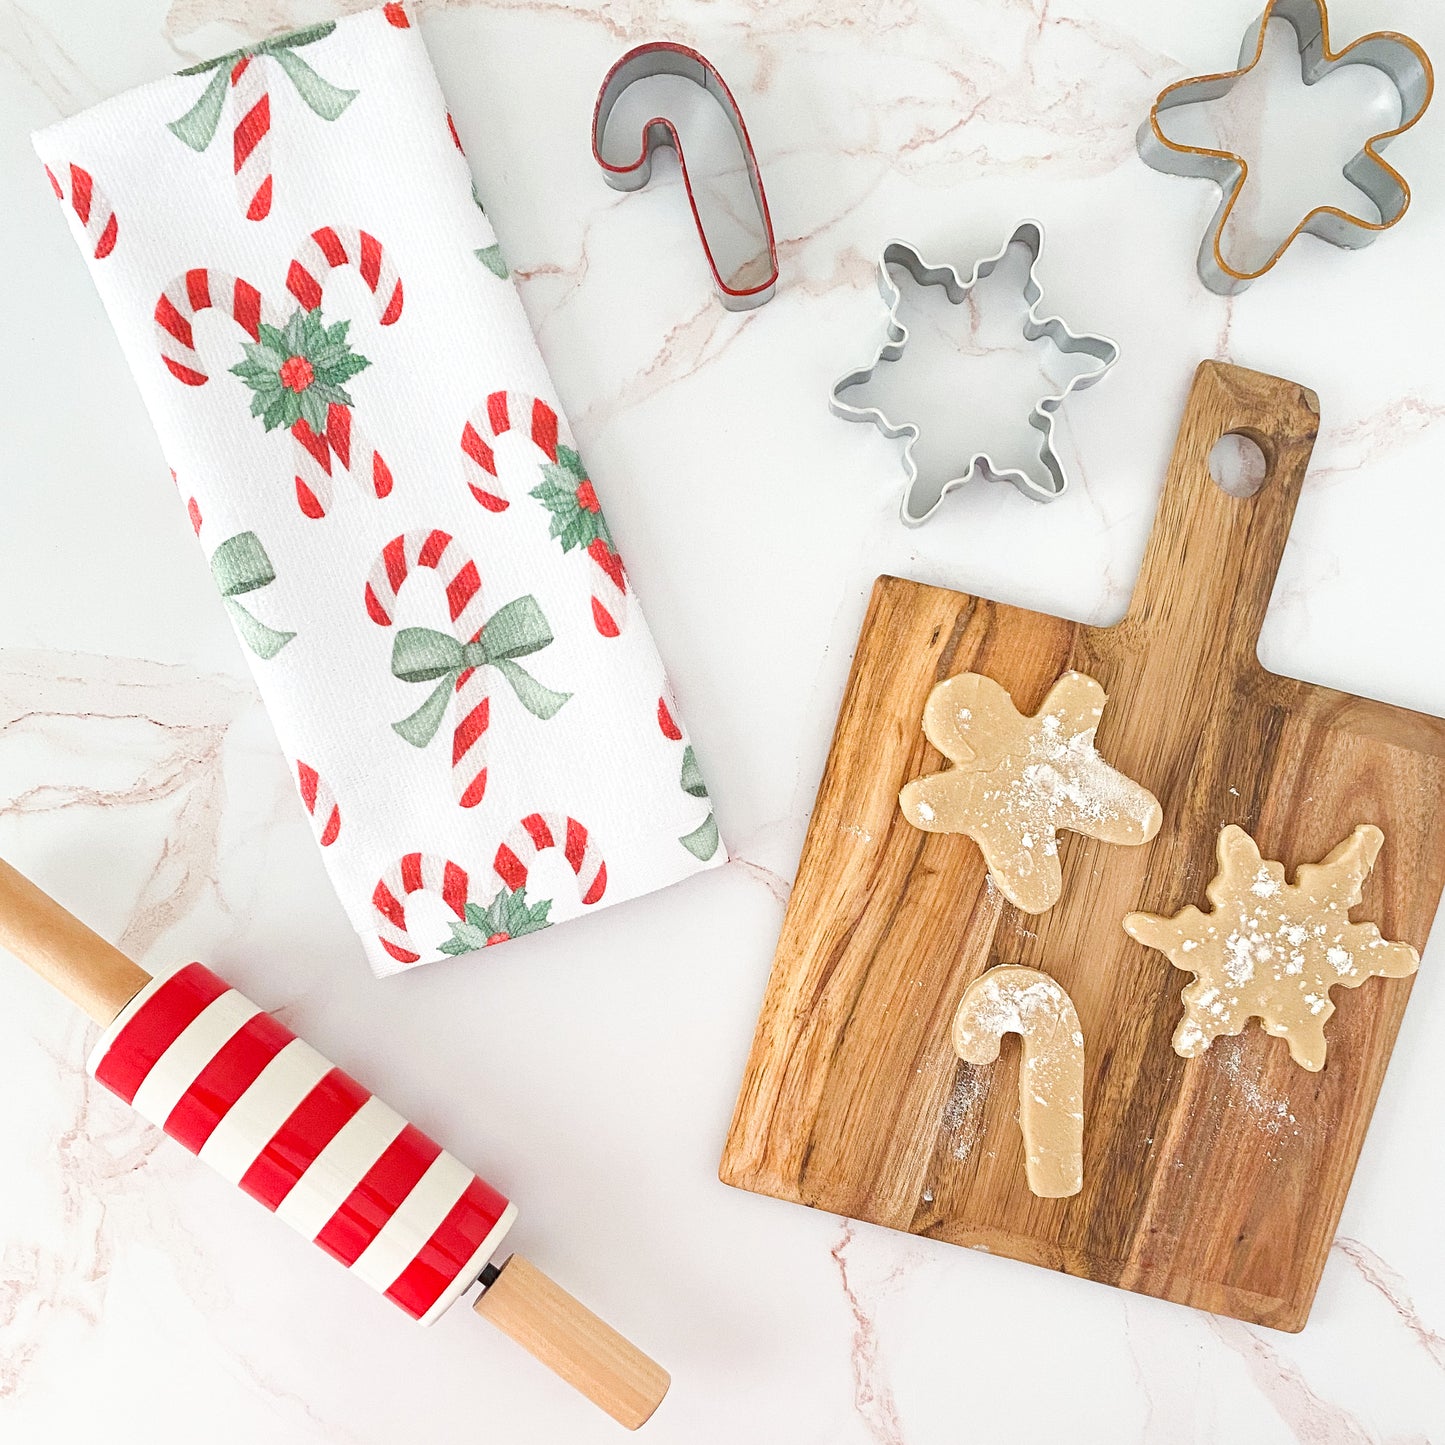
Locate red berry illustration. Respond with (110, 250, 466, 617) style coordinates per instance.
(575, 479, 601, 513)
(280, 355, 315, 392)
(487, 932, 509, 946)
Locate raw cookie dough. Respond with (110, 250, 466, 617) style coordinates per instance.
(900, 670, 1162, 913)
(1124, 824, 1419, 1072)
(953, 966, 1084, 1198)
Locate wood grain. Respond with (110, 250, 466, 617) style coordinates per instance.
(720, 361, 1445, 1331)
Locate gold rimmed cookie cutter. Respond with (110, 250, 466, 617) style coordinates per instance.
(1138, 0, 1434, 296)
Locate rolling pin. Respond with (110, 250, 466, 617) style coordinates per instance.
(0, 856, 667, 1429)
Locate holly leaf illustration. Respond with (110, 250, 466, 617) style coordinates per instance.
(437, 886, 553, 954)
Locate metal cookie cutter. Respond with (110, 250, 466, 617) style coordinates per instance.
(829, 222, 1119, 527)
(592, 41, 778, 310)
(1138, 0, 1434, 296)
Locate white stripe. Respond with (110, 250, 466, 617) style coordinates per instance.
(129, 989, 261, 1128)
(198, 1038, 331, 1185)
(274, 1095, 407, 1241)
(348, 1149, 472, 1292)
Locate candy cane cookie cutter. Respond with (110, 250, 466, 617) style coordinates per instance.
(592, 41, 778, 310)
(459, 390, 629, 638)
(829, 224, 1119, 526)
(43, 161, 117, 258)
(1137, 0, 1434, 296)
(952, 965, 1085, 1199)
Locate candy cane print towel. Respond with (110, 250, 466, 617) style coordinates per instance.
(33, 4, 726, 976)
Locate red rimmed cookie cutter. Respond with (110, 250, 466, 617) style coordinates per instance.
(592, 41, 778, 310)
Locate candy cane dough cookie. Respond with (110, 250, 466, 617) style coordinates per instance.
(459, 391, 629, 637)
(372, 852, 470, 965)
(492, 813, 607, 906)
(952, 966, 1084, 1198)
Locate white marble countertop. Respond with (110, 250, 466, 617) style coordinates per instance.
(3, 1, 1444, 1441)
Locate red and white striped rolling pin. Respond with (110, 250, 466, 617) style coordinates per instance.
(0, 856, 667, 1429)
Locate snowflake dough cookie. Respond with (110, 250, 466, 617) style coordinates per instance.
(900, 670, 1162, 913)
(1124, 825, 1419, 1072)
(953, 966, 1085, 1198)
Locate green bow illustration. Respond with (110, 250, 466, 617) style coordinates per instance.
(168, 22, 358, 153)
(211, 531, 296, 660)
(389, 596, 570, 748)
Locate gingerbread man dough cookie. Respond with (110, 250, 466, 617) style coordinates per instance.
(1124, 824, 1419, 1072)
(900, 670, 1162, 913)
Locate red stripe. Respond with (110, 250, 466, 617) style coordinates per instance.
(296, 478, 326, 520)
(591, 597, 621, 638)
(364, 583, 392, 627)
(319, 806, 341, 847)
(234, 94, 270, 173)
(245, 174, 273, 222)
(373, 879, 406, 930)
(286, 260, 323, 312)
(185, 269, 211, 312)
(565, 818, 588, 873)
(291, 417, 331, 472)
(230, 56, 250, 82)
(400, 852, 424, 894)
(521, 814, 554, 850)
(531, 400, 559, 461)
(326, 404, 351, 469)
(446, 561, 480, 622)
(314, 1124, 440, 1267)
(442, 861, 469, 917)
(380, 939, 420, 965)
(297, 761, 319, 809)
(94, 212, 118, 259)
(163, 1011, 293, 1154)
(447, 112, 462, 149)
(486, 392, 509, 435)
(452, 697, 489, 764)
(582, 862, 607, 905)
(69, 164, 92, 223)
(359, 232, 383, 291)
(163, 357, 209, 387)
(233, 279, 263, 340)
(379, 280, 403, 326)
(238, 1067, 370, 1210)
(313, 226, 348, 267)
(459, 769, 487, 809)
(94, 963, 228, 1105)
(383, 535, 408, 597)
(493, 843, 526, 891)
(384, 1176, 510, 1319)
(373, 453, 394, 499)
(44, 165, 62, 198)
(460, 421, 497, 476)
(154, 293, 195, 350)
(418, 530, 450, 569)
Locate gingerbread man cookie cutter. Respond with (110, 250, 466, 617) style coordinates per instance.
(592, 41, 778, 311)
(1137, 0, 1434, 296)
(828, 223, 1119, 526)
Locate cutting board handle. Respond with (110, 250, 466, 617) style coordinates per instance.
(1126, 361, 1320, 672)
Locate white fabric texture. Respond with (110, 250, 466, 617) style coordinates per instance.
(33, 5, 725, 976)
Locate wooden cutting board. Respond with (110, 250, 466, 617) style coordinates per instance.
(721, 361, 1445, 1330)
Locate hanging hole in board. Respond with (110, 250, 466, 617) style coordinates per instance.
(1208, 432, 1269, 498)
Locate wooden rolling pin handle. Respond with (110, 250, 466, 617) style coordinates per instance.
(474, 1254, 670, 1430)
(0, 857, 150, 1024)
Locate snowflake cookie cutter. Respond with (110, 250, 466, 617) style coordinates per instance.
(1137, 0, 1434, 296)
(828, 222, 1120, 527)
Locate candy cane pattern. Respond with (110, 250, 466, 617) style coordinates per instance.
(373, 853, 471, 965)
(287, 225, 404, 327)
(229, 56, 273, 222)
(155, 268, 267, 386)
(459, 391, 628, 637)
(285, 226, 402, 516)
(364, 530, 490, 808)
(44, 162, 118, 259)
(492, 813, 607, 906)
(296, 761, 341, 846)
